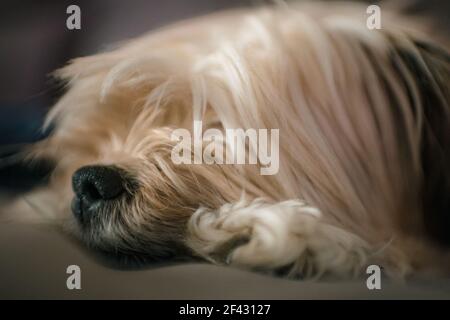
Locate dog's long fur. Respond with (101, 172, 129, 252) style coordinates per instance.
(4, 1, 450, 279)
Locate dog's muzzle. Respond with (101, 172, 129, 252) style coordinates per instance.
(71, 165, 127, 226)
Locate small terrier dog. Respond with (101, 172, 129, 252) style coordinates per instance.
(4, 1, 450, 279)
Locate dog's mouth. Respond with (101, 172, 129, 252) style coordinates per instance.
(71, 196, 84, 225)
(69, 196, 196, 266)
(70, 195, 105, 228)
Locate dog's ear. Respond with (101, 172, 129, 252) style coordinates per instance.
(393, 38, 450, 245)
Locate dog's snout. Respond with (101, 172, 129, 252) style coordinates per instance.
(72, 165, 126, 203)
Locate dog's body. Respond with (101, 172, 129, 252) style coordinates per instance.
(4, 1, 450, 279)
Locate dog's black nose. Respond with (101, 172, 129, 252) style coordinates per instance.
(72, 165, 125, 203)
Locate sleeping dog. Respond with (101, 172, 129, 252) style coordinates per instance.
(4, 1, 450, 279)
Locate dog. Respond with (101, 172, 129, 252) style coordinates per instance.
(3, 1, 450, 279)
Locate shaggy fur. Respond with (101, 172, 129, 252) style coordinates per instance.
(3, 1, 450, 279)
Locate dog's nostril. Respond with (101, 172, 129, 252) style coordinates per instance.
(72, 165, 126, 203)
(82, 181, 103, 201)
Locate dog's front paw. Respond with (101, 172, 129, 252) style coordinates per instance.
(187, 198, 369, 279)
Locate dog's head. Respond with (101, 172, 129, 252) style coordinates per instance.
(30, 4, 450, 261)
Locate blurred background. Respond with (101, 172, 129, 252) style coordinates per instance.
(0, 0, 448, 193)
